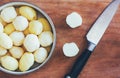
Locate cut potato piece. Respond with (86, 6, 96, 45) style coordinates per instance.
(13, 16, 28, 31)
(34, 47, 48, 63)
(4, 23, 15, 35)
(0, 47, 7, 56)
(9, 31, 25, 46)
(63, 42, 79, 57)
(66, 12, 82, 28)
(19, 53, 34, 71)
(19, 6, 37, 21)
(1, 56, 18, 70)
(23, 34, 40, 52)
(38, 18, 51, 31)
(38, 31, 53, 47)
(29, 20, 43, 35)
(9, 46, 24, 59)
(0, 33, 13, 49)
(1, 7, 17, 23)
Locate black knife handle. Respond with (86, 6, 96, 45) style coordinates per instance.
(64, 49, 92, 78)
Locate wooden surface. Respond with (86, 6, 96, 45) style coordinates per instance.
(1, 0, 120, 78)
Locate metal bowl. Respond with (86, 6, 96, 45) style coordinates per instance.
(0, 2, 56, 75)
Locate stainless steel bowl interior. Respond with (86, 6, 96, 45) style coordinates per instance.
(0, 1, 56, 75)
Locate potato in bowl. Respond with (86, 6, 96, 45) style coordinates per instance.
(0, 2, 56, 75)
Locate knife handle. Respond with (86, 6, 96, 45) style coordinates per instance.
(64, 49, 92, 78)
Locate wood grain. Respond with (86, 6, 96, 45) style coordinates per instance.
(1, 0, 120, 78)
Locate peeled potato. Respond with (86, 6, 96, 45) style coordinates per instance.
(1, 56, 18, 70)
(23, 34, 40, 52)
(66, 12, 82, 28)
(0, 15, 6, 26)
(34, 47, 48, 63)
(0, 47, 7, 56)
(19, 53, 34, 71)
(38, 31, 53, 47)
(28, 20, 43, 35)
(9, 46, 24, 59)
(4, 23, 15, 35)
(13, 16, 28, 31)
(63, 42, 79, 57)
(38, 18, 51, 31)
(9, 31, 25, 46)
(1, 7, 17, 23)
(19, 6, 37, 21)
(0, 22, 3, 33)
(0, 33, 13, 49)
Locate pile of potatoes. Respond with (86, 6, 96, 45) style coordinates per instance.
(0, 6, 53, 72)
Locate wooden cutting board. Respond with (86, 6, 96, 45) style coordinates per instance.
(1, 0, 120, 78)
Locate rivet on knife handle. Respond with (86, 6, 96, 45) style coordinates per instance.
(64, 0, 120, 78)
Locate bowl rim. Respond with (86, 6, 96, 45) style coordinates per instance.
(0, 1, 56, 75)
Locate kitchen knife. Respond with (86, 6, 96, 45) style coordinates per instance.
(64, 0, 120, 78)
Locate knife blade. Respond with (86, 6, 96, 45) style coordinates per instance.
(64, 0, 120, 78)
